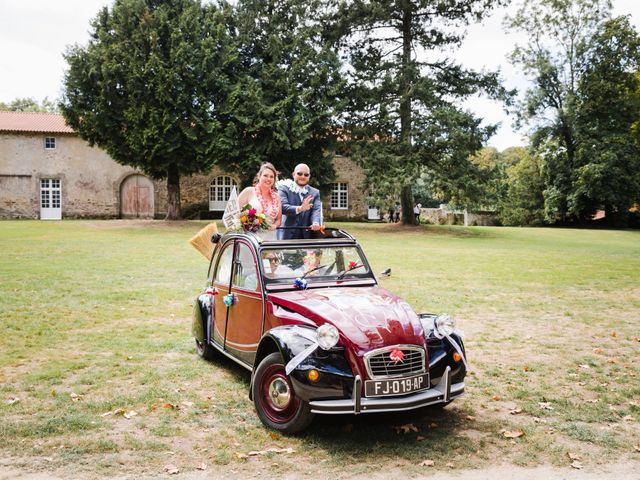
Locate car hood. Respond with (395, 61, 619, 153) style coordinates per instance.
(268, 286, 425, 353)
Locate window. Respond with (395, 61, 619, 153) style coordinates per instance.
(44, 137, 56, 149)
(214, 244, 234, 286)
(209, 176, 238, 203)
(330, 182, 348, 210)
(233, 243, 259, 291)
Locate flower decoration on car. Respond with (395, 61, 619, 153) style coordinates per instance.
(205, 287, 218, 296)
(238, 204, 269, 233)
(389, 348, 405, 364)
(293, 277, 308, 290)
(348, 261, 358, 270)
(223, 294, 235, 306)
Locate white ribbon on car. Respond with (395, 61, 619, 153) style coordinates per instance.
(284, 327, 318, 375)
(433, 330, 468, 370)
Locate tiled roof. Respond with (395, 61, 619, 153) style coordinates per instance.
(0, 111, 75, 134)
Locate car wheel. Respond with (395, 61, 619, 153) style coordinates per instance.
(195, 338, 217, 361)
(252, 352, 314, 434)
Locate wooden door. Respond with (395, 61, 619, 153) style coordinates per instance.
(120, 174, 154, 218)
(225, 241, 264, 365)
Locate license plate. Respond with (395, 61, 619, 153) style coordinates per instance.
(365, 373, 429, 397)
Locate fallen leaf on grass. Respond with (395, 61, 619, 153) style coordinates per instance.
(416, 436, 426, 441)
(593, 348, 604, 354)
(419, 460, 435, 467)
(196, 463, 207, 471)
(570, 461, 583, 470)
(235, 453, 248, 460)
(509, 407, 522, 415)
(181, 401, 194, 408)
(465, 415, 476, 421)
(123, 410, 138, 419)
(446, 462, 454, 468)
(610, 331, 617, 337)
(634, 445, 640, 452)
(567, 452, 581, 461)
(491, 395, 501, 401)
(164, 403, 179, 410)
(428, 422, 438, 429)
(622, 415, 634, 422)
(247, 447, 295, 456)
(5, 397, 19, 405)
(394, 423, 419, 434)
(538, 402, 554, 410)
(579, 364, 591, 370)
(607, 358, 619, 364)
(269, 432, 281, 440)
(70, 393, 81, 402)
(163, 464, 179, 475)
(501, 430, 524, 438)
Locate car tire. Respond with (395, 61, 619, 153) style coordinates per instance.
(252, 352, 314, 434)
(195, 338, 217, 361)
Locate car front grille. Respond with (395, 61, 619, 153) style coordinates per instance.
(364, 345, 426, 379)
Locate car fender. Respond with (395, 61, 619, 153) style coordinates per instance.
(250, 325, 354, 402)
(191, 294, 212, 343)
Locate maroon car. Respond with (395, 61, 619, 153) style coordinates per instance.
(192, 229, 467, 433)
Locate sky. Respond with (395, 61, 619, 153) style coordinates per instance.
(1, 0, 639, 151)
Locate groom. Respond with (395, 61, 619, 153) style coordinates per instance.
(277, 163, 322, 240)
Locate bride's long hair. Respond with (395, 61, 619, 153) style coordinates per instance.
(253, 162, 279, 190)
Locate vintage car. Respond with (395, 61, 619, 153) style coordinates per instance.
(192, 229, 467, 433)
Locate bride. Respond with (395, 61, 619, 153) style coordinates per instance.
(237, 162, 282, 239)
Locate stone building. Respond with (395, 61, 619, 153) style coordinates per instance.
(0, 111, 372, 220)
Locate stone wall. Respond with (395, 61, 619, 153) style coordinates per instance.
(0, 132, 139, 219)
(323, 155, 368, 220)
(0, 131, 370, 220)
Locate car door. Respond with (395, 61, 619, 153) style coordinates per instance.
(211, 240, 234, 347)
(224, 241, 264, 365)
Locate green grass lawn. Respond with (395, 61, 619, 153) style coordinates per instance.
(0, 220, 638, 478)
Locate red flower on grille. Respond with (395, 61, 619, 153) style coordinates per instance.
(389, 348, 405, 364)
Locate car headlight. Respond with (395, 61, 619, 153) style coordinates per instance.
(434, 314, 456, 337)
(316, 324, 340, 350)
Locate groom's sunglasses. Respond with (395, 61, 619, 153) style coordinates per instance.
(296, 172, 310, 177)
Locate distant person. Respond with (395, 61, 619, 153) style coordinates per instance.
(277, 163, 322, 240)
(414, 203, 421, 223)
(394, 202, 401, 222)
(387, 206, 394, 223)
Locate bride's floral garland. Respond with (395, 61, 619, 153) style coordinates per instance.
(276, 179, 308, 196)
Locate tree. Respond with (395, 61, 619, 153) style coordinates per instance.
(221, 0, 344, 190)
(334, 0, 510, 225)
(505, 0, 613, 223)
(570, 16, 640, 224)
(61, 0, 237, 219)
(497, 148, 545, 226)
(0, 97, 58, 112)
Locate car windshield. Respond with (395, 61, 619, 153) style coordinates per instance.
(260, 246, 369, 282)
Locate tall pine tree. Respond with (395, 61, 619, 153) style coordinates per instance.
(333, 0, 509, 224)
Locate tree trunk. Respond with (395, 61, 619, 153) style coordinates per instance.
(400, 185, 415, 225)
(166, 165, 181, 220)
(399, 8, 417, 226)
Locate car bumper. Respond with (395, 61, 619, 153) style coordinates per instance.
(309, 366, 464, 414)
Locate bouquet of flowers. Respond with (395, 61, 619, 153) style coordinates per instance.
(238, 204, 269, 233)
